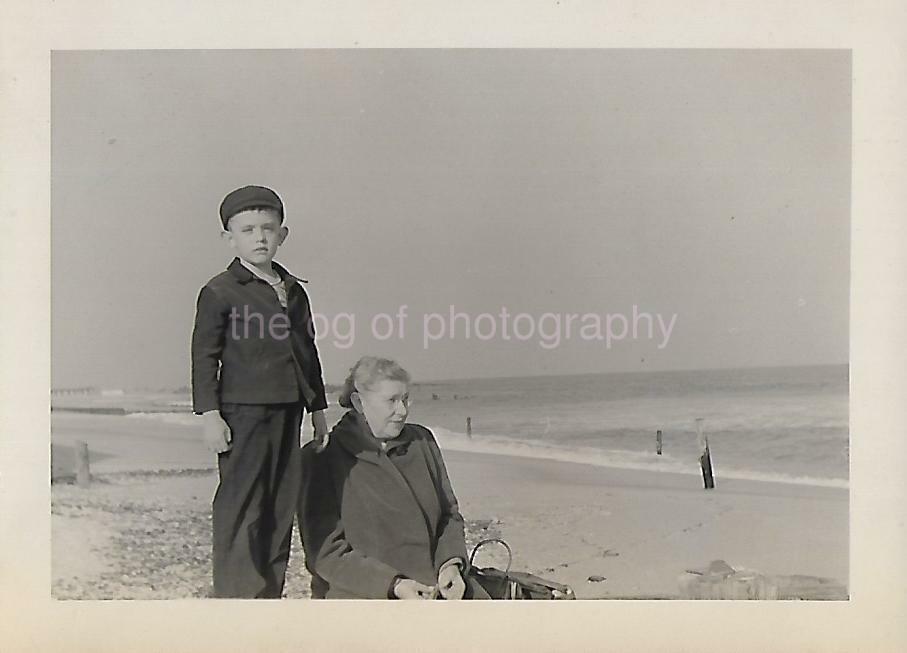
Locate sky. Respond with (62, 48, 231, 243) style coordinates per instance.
(51, 49, 850, 388)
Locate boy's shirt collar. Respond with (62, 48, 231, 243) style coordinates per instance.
(227, 257, 307, 286)
(239, 257, 282, 284)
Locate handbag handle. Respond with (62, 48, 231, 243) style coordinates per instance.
(468, 537, 513, 576)
(467, 538, 518, 599)
(464, 537, 516, 598)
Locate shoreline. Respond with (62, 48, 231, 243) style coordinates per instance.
(431, 426, 849, 490)
(53, 410, 849, 490)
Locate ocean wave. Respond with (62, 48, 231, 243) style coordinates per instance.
(428, 426, 849, 489)
(125, 412, 198, 426)
(121, 412, 847, 489)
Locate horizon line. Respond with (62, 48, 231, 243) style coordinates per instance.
(52, 360, 849, 393)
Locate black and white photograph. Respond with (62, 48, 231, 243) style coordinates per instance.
(2, 2, 906, 652)
(49, 49, 850, 601)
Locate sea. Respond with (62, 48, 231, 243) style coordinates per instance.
(124, 364, 848, 489)
(407, 364, 849, 488)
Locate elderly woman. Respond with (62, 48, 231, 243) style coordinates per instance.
(299, 356, 488, 599)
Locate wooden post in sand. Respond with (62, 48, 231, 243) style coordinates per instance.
(695, 418, 715, 489)
(75, 440, 91, 488)
(466, 417, 472, 439)
(656, 430, 663, 455)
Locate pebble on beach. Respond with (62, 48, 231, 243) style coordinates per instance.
(52, 469, 505, 600)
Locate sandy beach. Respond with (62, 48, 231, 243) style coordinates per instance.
(447, 450, 847, 598)
(51, 411, 848, 600)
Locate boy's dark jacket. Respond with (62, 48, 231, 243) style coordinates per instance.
(299, 411, 468, 599)
(191, 258, 327, 414)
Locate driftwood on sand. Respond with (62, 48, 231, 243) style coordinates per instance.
(678, 559, 848, 600)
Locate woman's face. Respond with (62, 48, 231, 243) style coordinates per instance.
(355, 379, 410, 440)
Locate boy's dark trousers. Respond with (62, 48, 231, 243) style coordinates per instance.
(212, 402, 303, 598)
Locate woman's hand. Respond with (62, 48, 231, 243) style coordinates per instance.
(393, 578, 436, 600)
(437, 563, 466, 600)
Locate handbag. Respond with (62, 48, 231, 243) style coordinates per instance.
(465, 538, 576, 599)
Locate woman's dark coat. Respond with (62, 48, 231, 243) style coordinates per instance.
(299, 411, 471, 599)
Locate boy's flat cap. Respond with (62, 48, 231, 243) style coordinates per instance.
(219, 185, 284, 227)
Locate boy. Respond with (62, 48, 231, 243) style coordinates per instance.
(191, 184, 329, 598)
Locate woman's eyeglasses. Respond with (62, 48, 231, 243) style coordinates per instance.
(377, 394, 412, 410)
(354, 387, 413, 410)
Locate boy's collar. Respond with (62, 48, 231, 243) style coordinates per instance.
(227, 257, 308, 285)
(238, 257, 280, 283)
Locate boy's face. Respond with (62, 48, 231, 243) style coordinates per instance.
(222, 209, 288, 266)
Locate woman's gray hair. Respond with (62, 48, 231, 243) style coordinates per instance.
(338, 356, 412, 408)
